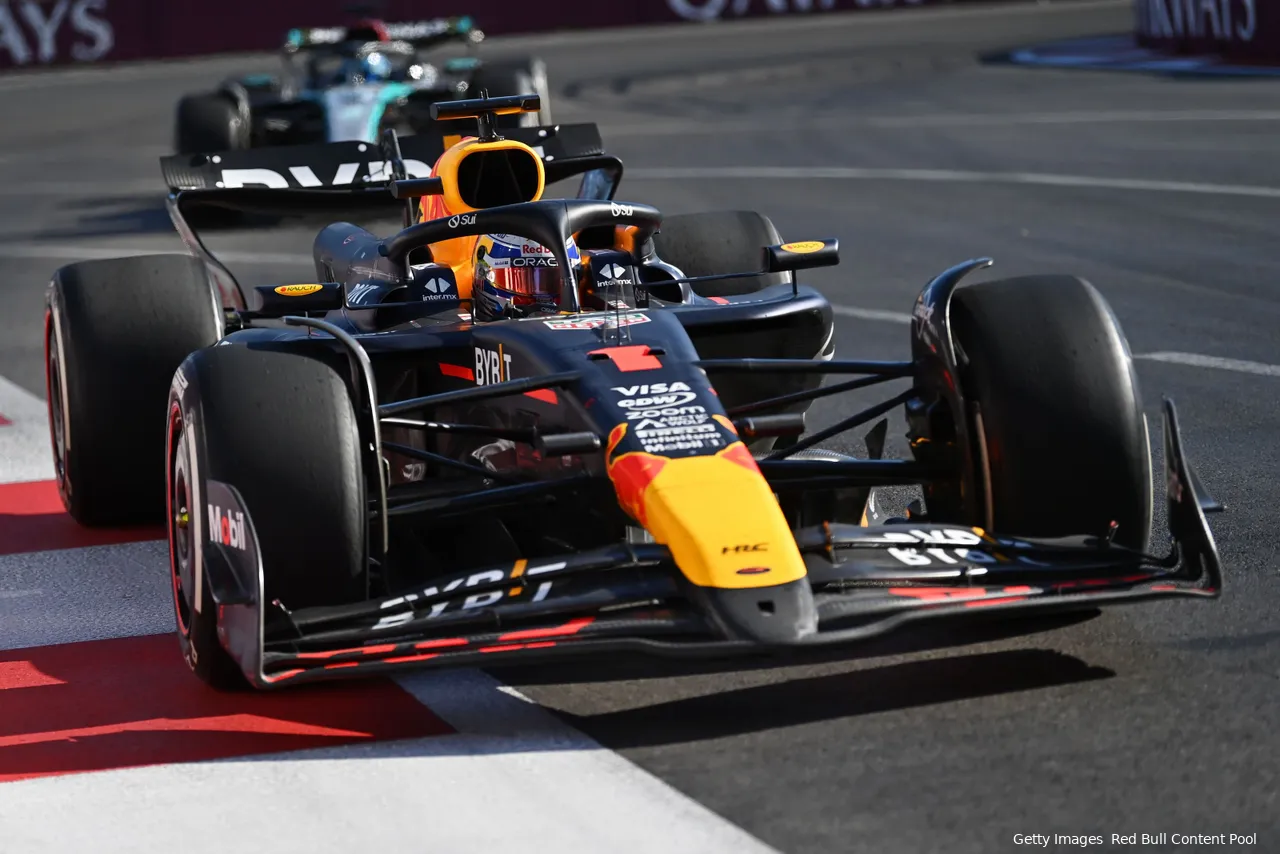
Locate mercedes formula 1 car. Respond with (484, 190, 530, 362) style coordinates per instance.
(47, 95, 1223, 690)
(173, 15, 551, 153)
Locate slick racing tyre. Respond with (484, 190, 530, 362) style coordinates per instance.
(472, 57, 553, 127)
(174, 92, 248, 154)
(168, 345, 368, 689)
(948, 274, 1153, 551)
(46, 255, 222, 527)
(167, 345, 366, 681)
(175, 93, 249, 228)
(652, 210, 791, 299)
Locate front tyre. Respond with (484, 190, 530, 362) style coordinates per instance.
(167, 345, 369, 689)
(946, 274, 1153, 551)
(167, 400, 245, 690)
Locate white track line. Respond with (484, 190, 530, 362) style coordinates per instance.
(832, 305, 913, 324)
(605, 109, 1280, 137)
(830, 305, 1280, 377)
(628, 166, 1280, 200)
(1137, 351, 1280, 378)
(0, 375, 53, 485)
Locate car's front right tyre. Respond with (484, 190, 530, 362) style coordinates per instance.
(166, 344, 370, 688)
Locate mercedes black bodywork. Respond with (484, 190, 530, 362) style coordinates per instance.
(158, 109, 1224, 690)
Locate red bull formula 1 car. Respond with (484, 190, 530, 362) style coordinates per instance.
(45, 95, 1223, 690)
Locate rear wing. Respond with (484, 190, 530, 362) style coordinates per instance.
(160, 122, 622, 311)
(161, 123, 613, 198)
(284, 17, 481, 52)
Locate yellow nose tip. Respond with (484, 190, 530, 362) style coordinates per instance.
(627, 445, 807, 590)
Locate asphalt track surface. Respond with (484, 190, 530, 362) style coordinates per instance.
(1, 1, 1278, 851)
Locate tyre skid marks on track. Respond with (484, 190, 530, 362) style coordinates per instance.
(0, 373, 780, 854)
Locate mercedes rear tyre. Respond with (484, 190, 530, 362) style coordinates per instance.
(472, 57, 553, 127)
(946, 274, 1153, 551)
(46, 255, 222, 527)
(175, 92, 247, 154)
(175, 93, 249, 228)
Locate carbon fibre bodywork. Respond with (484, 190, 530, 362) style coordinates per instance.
(197, 388, 1219, 690)
(155, 106, 1222, 690)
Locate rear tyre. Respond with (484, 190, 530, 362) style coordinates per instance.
(175, 93, 249, 228)
(471, 57, 553, 127)
(174, 92, 247, 154)
(46, 255, 221, 527)
(657, 210, 816, 454)
(652, 210, 791, 299)
(177, 345, 367, 612)
(947, 274, 1152, 551)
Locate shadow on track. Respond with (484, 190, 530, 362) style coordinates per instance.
(551, 648, 1113, 749)
(489, 611, 1102, 687)
(39, 196, 176, 239)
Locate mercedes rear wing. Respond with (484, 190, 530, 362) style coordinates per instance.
(284, 16, 483, 52)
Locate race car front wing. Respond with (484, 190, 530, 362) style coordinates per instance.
(203, 400, 1221, 689)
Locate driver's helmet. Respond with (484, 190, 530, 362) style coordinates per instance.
(360, 51, 393, 82)
(472, 234, 584, 322)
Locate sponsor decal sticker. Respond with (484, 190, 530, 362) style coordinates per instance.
(275, 284, 324, 297)
(611, 382, 726, 451)
(448, 213, 477, 228)
(780, 241, 825, 254)
(888, 547, 997, 567)
(474, 345, 513, 386)
(544, 312, 651, 331)
(219, 159, 431, 189)
(634, 422, 726, 454)
(372, 564, 556, 630)
(208, 505, 246, 551)
(611, 202, 634, 217)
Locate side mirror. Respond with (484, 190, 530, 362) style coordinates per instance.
(252, 283, 344, 317)
(764, 239, 840, 274)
